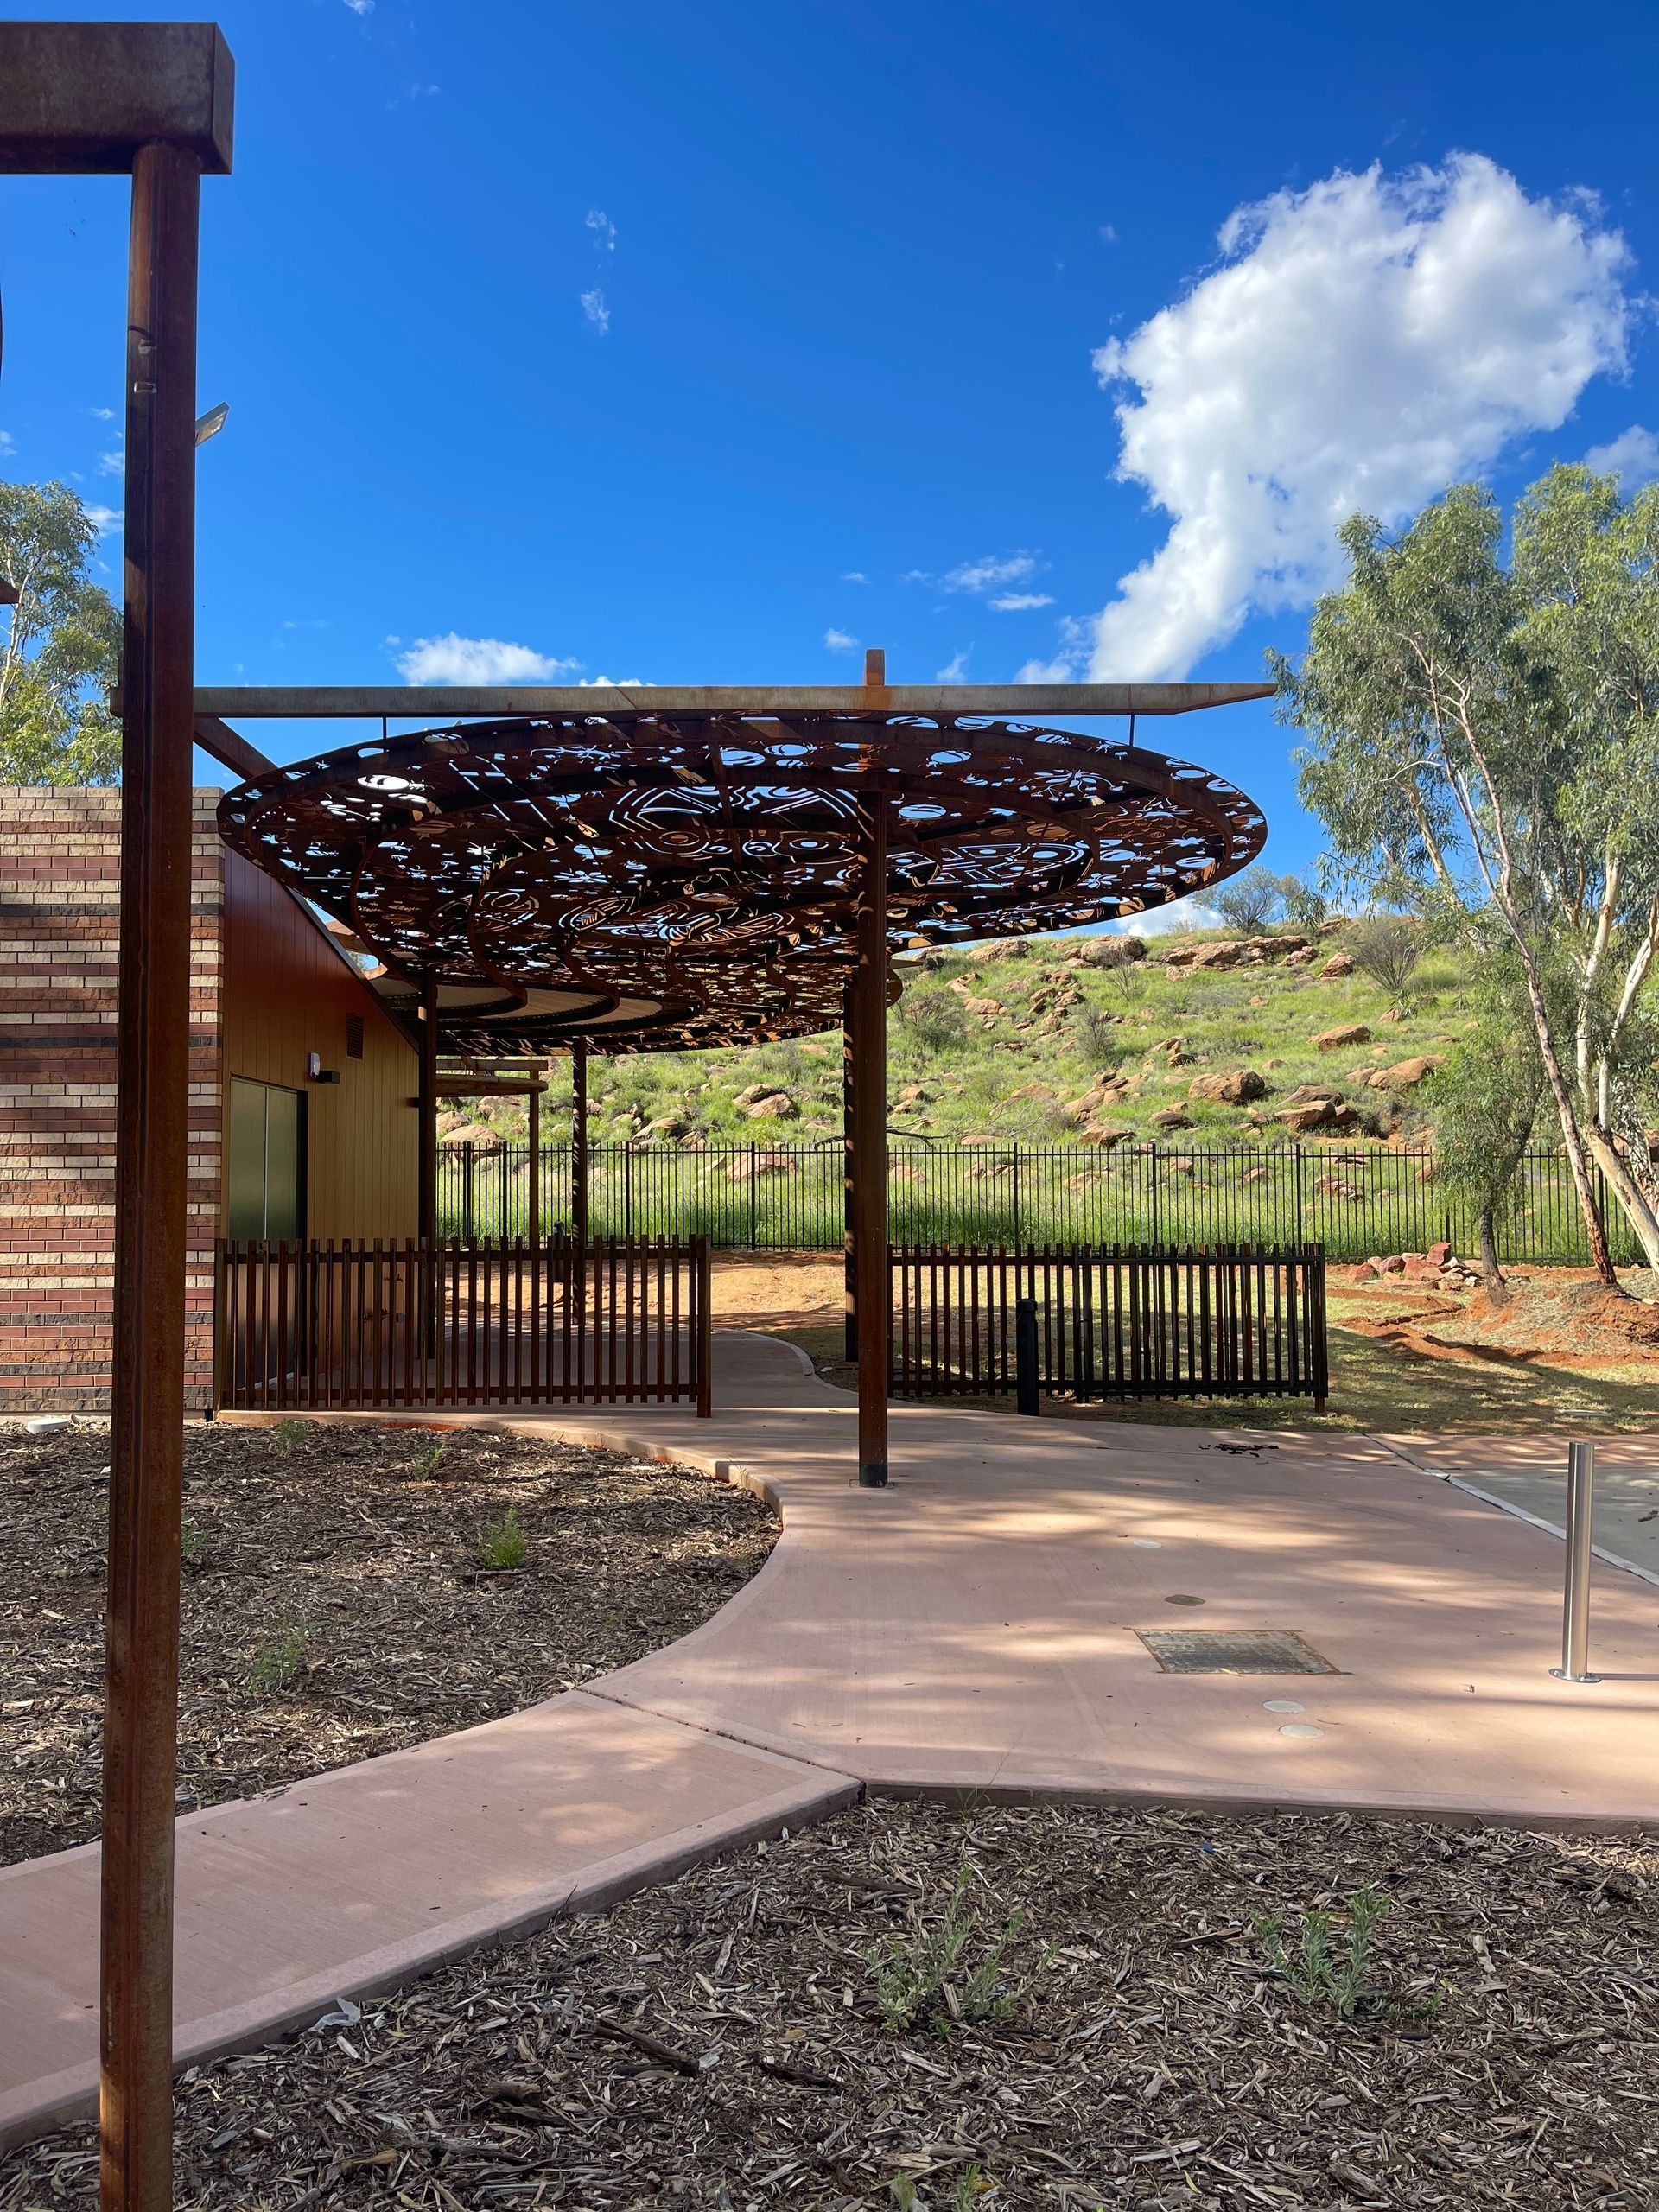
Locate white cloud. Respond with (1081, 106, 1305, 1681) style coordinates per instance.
(1584, 424, 1659, 487)
(1085, 153, 1636, 679)
(989, 592, 1054, 613)
(1015, 617, 1091, 683)
(943, 551, 1040, 595)
(1099, 224, 1118, 245)
(98, 446, 124, 476)
(580, 674, 646, 687)
(581, 289, 611, 335)
(936, 651, 969, 681)
(342, 0, 373, 13)
(0, 429, 14, 457)
(88, 405, 116, 422)
(396, 633, 582, 683)
(1109, 893, 1225, 937)
(842, 570, 868, 584)
(823, 628, 859, 652)
(85, 505, 123, 537)
(586, 208, 616, 251)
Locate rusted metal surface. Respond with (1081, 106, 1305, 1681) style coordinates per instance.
(417, 976, 438, 1245)
(216, 713, 1266, 1057)
(130, 680, 1273, 719)
(570, 1042, 590, 1250)
(852, 793, 890, 1487)
(0, 23, 234, 175)
(842, 986, 856, 1363)
(101, 139, 202, 2212)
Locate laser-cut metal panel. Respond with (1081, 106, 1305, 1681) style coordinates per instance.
(217, 714, 1266, 1052)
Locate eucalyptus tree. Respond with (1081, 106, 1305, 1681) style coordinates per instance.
(0, 480, 122, 783)
(1278, 466, 1659, 1284)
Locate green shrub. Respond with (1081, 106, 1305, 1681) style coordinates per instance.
(271, 1417, 307, 1455)
(245, 1624, 313, 1695)
(867, 1865, 1048, 2035)
(477, 1505, 530, 1571)
(1254, 1885, 1395, 2019)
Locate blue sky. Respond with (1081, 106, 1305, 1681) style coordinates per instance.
(3, 0, 1657, 896)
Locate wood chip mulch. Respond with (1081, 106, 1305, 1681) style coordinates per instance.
(0, 1419, 777, 1868)
(4, 1796, 1654, 2209)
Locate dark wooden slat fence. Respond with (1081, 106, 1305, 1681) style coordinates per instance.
(215, 1236, 710, 1415)
(890, 1243, 1328, 1408)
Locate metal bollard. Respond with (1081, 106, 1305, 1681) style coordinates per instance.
(1550, 1440, 1601, 1684)
(1015, 1296, 1039, 1418)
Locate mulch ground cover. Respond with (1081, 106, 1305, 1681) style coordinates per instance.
(0, 1419, 777, 1868)
(3, 1796, 1654, 2209)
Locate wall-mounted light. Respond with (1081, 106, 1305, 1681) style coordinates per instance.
(306, 1052, 340, 1084)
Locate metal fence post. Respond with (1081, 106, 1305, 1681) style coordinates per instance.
(1011, 1141, 1022, 1250)
(1550, 1441, 1601, 1683)
(1015, 1295, 1039, 1416)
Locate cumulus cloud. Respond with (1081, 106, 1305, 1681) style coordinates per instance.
(936, 651, 969, 681)
(1109, 893, 1225, 937)
(342, 0, 374, 14)
(842, 570, 868, 584)
(1080, 153, 1636, 679)
(823, 628, 859, 652)
(580, 289, 610, 335)
(0, 429, 14, 457)
(97, 446, 124, 476)
(85, 505, 123, 537)
(87, 405, 116, 422)
(396, 633, 582, 683)
(989, 591, 1054, 613)
(586, 208, 616, 251)
(943, 551, 1041, 595)
(1584, 424, 1659, 487)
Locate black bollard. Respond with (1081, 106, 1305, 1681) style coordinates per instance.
(1016, 1295, 1039, 1417)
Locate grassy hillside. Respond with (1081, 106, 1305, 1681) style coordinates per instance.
(441, 923, 1475, 1153)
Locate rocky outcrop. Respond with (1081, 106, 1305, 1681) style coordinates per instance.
(1313, 1023, 1371, 1051)
(1188, 1068, 1268, 1105)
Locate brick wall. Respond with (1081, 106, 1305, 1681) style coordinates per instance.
(0, 788, 224, 1414)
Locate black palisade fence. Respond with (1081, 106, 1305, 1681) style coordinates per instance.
(439, 1138, 1637, 1267)
(889, 1243, 1329, 1408)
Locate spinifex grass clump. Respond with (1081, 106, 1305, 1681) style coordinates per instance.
(868, 1865, 1050, 2036)
(245, 1624, 313, 1696)
(1254, 1884, 1403, 2020)
(477, 1505, 530, 1571)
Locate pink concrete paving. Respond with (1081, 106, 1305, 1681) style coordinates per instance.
(4, 1332, 1657, 2153)
(0, 1691, 855, 2152)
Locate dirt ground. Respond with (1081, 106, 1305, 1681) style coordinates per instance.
(4, 1796, 1654, 2210)
(0, 1421, 776, 1867)
(712, 1254, 1659, 1435)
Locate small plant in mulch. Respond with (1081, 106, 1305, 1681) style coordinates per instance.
(868, 1864, 1051, 2036)
(410, 1435, 449, 1478)
(270, 1417, 308, 1455)
(1253, 1883, 1432, 2022)
(245, 1624, 313, 1695)
(475, 1506, 529, 1572)
(179, 1520, 207, 1569)
(890, 2166, 986, 2210)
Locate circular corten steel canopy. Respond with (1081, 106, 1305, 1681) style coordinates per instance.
(217, 713, 1266, 1053)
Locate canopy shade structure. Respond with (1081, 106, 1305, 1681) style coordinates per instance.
(216, 709, 1268, 1056)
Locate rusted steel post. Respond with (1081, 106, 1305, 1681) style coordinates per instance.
(851, 788, 890, 1486)
(842, 980, 856, 1363)
(526, 1077, 541, 1255)
(417, 975, 438, 1244)
(102, 138, 201, 2212)
(570, 1042, 590, 1248)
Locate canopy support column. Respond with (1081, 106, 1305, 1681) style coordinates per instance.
(527, 1076, 541, 1255)
(842, 983, 856, 1363)
(102, 139, 202, 2212)
(417, 976, 437, 1244)
(851, 790, 890, 1486)
(570, 1041, 589, 1249)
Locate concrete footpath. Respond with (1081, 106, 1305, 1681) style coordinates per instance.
(3, 1332, 1656, 2152)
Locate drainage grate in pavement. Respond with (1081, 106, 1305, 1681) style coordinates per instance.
(1135, 1629, 1338, 1675)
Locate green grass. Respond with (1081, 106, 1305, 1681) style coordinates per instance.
(476, 1506, 530, 1571)
(245, 1624, 313, 1695)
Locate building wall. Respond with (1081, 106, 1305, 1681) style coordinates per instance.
(0, 791, 419, 1415)
(219, 849, 419, 1243)
(0, 787, 224, 1414)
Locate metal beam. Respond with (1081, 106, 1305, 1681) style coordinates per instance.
(193, 714, 273, 782)
(114, 680, 1275, 722)
(851, 792, 890, 1488)
(0, 23, 234, 175)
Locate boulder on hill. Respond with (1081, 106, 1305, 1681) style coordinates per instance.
(1274, 1084, 1357, 1133)
(1319, 951, 1355, 978)
(1080, 1122, 1132, 1148)
(724, 1151, 795, 1180)
(1077, 934, 1147, 968)
(1151, 1107, 1195, 1131)
(1365, 1055, 1445, 1092)
(746, 1090, 798, 1119)
(734, 1082, 779, 1106)
(1188, 1068, 1268, 1105)
(1165, 935, 1310, 972)
(439, 1121, 502, 1148)
(1314, 1023, 1371, 1050)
